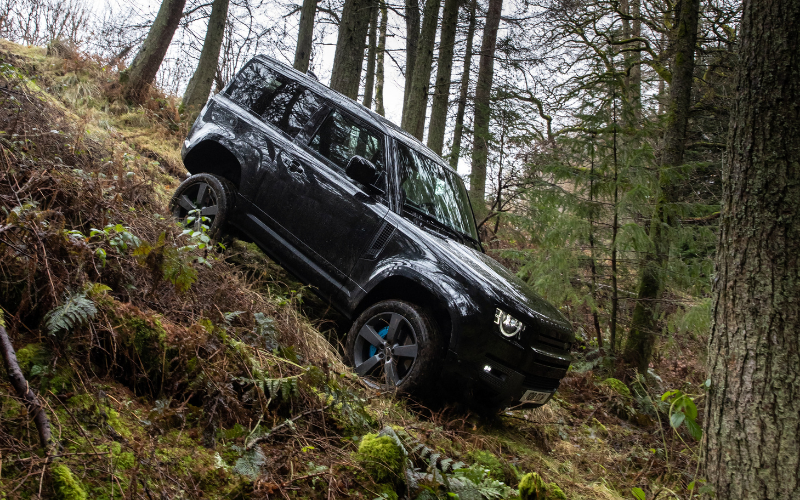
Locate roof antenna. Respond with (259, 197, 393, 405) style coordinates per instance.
(306, 70, 319, 81)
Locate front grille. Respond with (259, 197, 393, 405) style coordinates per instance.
(523, 375, 561, 391)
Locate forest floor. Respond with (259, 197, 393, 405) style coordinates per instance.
(0, 39, 707, 500)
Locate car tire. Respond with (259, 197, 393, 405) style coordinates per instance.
(169, 173, 235, 243)
(346, 300, 443, 395)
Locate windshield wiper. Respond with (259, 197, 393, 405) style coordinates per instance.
(403, 204, 471, 245)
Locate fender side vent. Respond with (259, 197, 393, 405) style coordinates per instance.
(364, 223, 395, 259)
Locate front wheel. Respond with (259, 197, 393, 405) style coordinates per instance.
(169, 173, 234, 242)
(345, 300, 443, 394)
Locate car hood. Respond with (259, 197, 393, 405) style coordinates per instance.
(427, 234, 572, 333)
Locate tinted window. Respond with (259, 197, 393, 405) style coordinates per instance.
(308, 109, 385, 173)
(226, 61, 281, 113)
(227, 60, 322, 136)
(261, 81, 322, 136)
(397, 143, 478, 241)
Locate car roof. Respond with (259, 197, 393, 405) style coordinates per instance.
(253, 54, 455, 172)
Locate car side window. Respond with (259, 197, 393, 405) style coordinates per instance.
(226, 61, 281, 114)
(261, 81, 323, 137)
(227, 60, 322, 137)
(308, 109, 385, 174)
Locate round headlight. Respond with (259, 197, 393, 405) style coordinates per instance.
(495, 309, 524, 337)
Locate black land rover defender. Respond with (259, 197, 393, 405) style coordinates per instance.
(172, 55, 574, 410)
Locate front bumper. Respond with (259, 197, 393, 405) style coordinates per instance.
(441, 342, 570, 410)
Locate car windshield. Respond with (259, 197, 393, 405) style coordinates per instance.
(396, 142, 479, 243)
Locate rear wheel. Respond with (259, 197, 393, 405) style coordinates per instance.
(169, 173, 234, 242)
(346, 300, 443, 394)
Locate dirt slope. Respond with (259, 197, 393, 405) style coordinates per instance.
(0, 40, 703, 500)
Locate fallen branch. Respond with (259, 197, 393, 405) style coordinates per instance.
(0, 318, 54, 453)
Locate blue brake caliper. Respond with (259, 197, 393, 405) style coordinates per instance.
(368, 326, 390, 358)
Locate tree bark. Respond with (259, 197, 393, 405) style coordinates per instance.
(375, 0, 388, 116)
(623, 0, 700, 372)
(330, 0, 374, 99)
(468, 0, 502, 208)
(401, 0, 442, 139)
(703, 0, 800, 497)
(182, 0, 229, 121)
(122, 0, 188, 102)
(0, 323, 53, 452)
(362, 2, 379, 108)
(294, 0, 318, 73)
(402, 0, 421, 121)
(449, 0, 477, 169)
(426, 0, 460, 154)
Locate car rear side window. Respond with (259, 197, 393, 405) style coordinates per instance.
(227, 60, 322, 137)
(308, 109, 385, 173)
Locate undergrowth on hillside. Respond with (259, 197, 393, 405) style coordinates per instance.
(0, 40, 707, 499)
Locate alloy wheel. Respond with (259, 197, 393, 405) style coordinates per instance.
(352, 311, 419, 387)
(172, 181, 219, 232)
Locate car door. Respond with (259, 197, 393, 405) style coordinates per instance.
(232, 66, 325, 245)
(277, 107, 390, 283)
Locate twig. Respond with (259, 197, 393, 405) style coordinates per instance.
(3, 451, 112, 463)
(245, 403, 335, 450)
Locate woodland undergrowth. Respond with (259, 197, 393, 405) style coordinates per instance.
(0, 40, 707, 500)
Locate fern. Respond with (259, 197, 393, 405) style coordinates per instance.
(237, 375, 300, 402)
(380, 427, 510, 500)
(231, 445, 266, 479)
(43, 289, 97, 335)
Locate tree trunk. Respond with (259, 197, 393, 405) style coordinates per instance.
(426, 0, 460, 154)
(182, 0, 229, 121)
(703, 0, 800, 497)
(630, 0, 641, 122)
(0, 323, 53, 452)
(375, 0, 388, 116)
(362, 2, 379, 108)
(402, 0, 421, 117)
(294, 0, 318, 73)
(122, 0, 187, 102)
(401, 0, 442, 139)
(620, 0, 641, 127)
(330, 0, 374, 99)
(468, 0, 503, 208)
(449, 0, 477, 169)
(623, 0, 700, 372)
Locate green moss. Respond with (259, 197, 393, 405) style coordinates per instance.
(66, 393, 95, 411)
(547, 483, 567, 499)
(106, 407, 133, 439)
(602, 378, 632, 399)
(15, 343, 49, 375)
(519, 472, 548, 500)
(355, 433, 405, 485)
(109, 304, 168, 383)
(469, 450, 504, 481)
(51, 464, 88, 500)
(109, 441, 136, 470)
(519, 473, 568, 500)
(376, 483, 399, 500)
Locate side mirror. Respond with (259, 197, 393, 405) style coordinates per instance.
(345, 155, 379, 188)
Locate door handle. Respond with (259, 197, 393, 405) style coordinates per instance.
(283, 155, 304, 174)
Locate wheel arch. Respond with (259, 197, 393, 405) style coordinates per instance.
(183, 139, 243, 189)
(355, 274, 455, 353)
